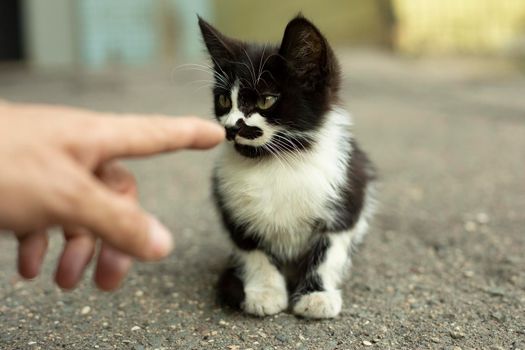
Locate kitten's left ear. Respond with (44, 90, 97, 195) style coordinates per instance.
(279, 16, 334, 89)
(198, 16, 240, 66)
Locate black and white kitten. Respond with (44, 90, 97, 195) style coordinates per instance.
(198, 15, 377, 319)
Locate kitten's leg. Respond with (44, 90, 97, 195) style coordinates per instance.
(292, 232, 353, 319)
(217, 264, 245, 309)
(217, 249, 288, 316)
(236, 249, 288, 316)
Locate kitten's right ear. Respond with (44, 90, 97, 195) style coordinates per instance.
(198, 16, 239, 65)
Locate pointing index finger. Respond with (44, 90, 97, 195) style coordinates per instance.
(93, 116, 224, 162)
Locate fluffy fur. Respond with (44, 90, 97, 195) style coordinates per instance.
(199, 15, 377, 319)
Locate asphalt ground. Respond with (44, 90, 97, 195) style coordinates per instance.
(0, 51, 524, 349)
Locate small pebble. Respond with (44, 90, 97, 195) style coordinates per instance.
(430, 337, 440, 343)
(476, 212, 489, 224)
(135, 290, 144, 297)
(491, 312, 505, 322)
(450, 330, 465, 339)
(463, 270, 474, 277)
(81, 306, 91, 315)
(131, 326, 141, 331)
(486, 287, 506, 297)
(28, 341, 37, 345)
(276, 334, 288, 343)
(363, 340, 372, 346)
(464, 221, 477, 232)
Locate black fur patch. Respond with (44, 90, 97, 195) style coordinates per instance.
(327, 141, 377, 232)
(217, 265, 245, 309)
(290, 235, 330, 302)
(237, 125, 263, 140)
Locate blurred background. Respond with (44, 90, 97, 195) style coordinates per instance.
(1, 0, 525, 68)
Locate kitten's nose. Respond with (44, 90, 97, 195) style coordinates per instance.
(225, 125, 240, 141)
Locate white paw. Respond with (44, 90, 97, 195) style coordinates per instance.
(293, 290, 342, 319)
(243, 287, 288, 317)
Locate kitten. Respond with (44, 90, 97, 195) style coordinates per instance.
(198, 15, 377, 319)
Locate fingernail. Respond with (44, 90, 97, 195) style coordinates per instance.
(148, 216, 174, 259)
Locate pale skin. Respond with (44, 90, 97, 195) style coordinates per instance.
(0, 101, 224, 290)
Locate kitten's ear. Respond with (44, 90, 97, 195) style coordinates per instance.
(198, 16, 239, 65)
(279, 16, 331, 89)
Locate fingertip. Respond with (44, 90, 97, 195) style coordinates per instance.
(199, 118, 226, 143)
(146, 216, 174, 260)
(55, 233, 96, 290)
(94, 245, 133, 291)
(17, 232, 48, 280)
(18, 258, 40, 280)
(209, 122, 226, 144)
(173, 117, 225, 149)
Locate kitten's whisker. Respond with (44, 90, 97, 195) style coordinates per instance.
(256, 44, 267, 86)
(262, 144, 287, 169)
(270, 134, 309, 164)
(190, 84, 215, 93)
(270, 142, 301, 167)
(266, 142, 295, 169)
(211, 57, 230, 83)
(174, 63, 212, 69)
(170, 64, 216, 85)
(257, 77, 271, 89)
(236, 62, 256, 88)
(185, 79, 228, 91)
(259, 69, 278, 84)
(214, 74, 230, 87)
(172, 64, 216, 77)
(239, 77, 253, 89)
(272, 133, 305, 152)
(242, 47, 258, 90)
(268, 138, 300, 164)
(211, 66, 230, 87)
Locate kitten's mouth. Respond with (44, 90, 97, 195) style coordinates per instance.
(225, 121, 265, 146)
(225, 125, 263, 142)
(225, 124, 270, 158)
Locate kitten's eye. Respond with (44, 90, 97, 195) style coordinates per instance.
(256, 95, 278, 110)
(218, 94, 231, 109)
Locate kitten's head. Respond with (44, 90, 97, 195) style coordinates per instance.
(198, 15, 340, 158)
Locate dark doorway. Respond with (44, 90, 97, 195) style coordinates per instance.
(0, 0, 24, 61)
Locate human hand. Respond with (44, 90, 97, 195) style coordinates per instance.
(0, 101, 224, 290)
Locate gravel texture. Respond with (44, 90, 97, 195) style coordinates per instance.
(1, 51, 524, 349)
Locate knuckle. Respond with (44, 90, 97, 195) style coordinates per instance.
(49, 177, 90, 220)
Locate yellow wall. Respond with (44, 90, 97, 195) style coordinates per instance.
(211, 0, 391, 46)
(393, 0, 525, 54)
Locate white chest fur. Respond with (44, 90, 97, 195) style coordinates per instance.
(215, 110, 353, 259)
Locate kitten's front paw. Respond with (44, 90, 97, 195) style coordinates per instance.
(243, 287, 288, 317)
(293, 290, 342, 319)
